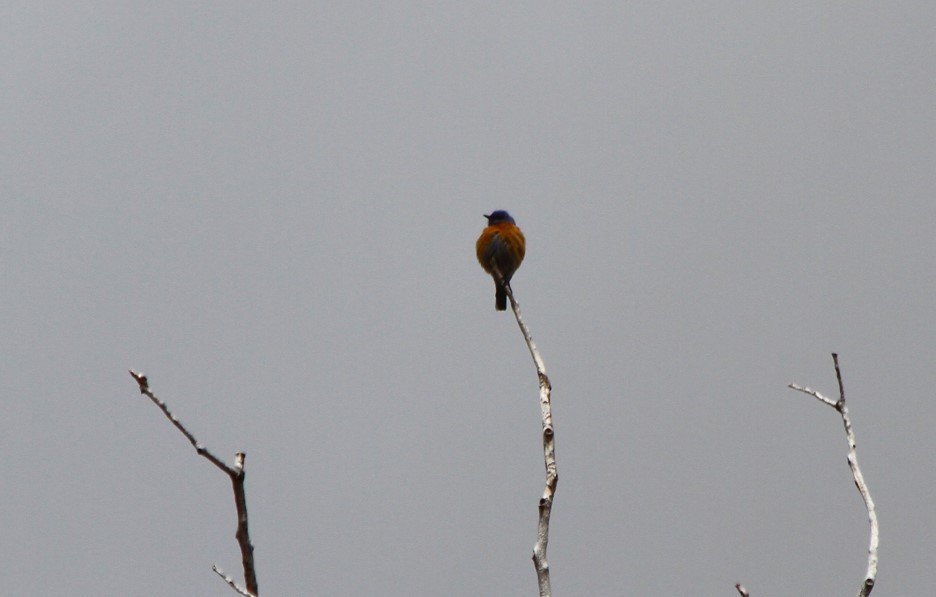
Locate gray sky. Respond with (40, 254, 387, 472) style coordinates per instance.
(3, 2, 935, 595)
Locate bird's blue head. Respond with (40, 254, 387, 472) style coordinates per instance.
(484, 210, 516, 225)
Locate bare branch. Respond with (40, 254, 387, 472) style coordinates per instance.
(786, 383, 837, 408)
(501, 284, 557, 597)
(788, 354, 879, 597)
(129, 370, 259, 596)
(128, 370, 233, 473)
(230, 452, 259, 594)
(213, 565, 255, 597)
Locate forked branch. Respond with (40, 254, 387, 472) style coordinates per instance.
(129, 370, 259, 597)
(788, 354, 878, 597)
(736, 354, 878, 596)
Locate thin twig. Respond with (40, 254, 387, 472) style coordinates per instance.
(500, 282, 556, 597)
(129, 370, 259, 596)
(213, 565, 255, 597)
(788, 353, 879, 597)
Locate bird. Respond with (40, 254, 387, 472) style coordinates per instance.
(476, 210, 526, 311)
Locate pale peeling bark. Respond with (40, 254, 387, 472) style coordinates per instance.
(738, 354, 879, 596)
(788, 354, 878, 597)
(503, 284, 557, 597)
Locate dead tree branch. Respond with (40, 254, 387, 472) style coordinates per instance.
(788, 353, 879, 597)
(129, 370, 259, 596)
(502, 283, 556, 597)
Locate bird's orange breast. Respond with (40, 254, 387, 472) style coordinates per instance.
(476, 222, 525, 277)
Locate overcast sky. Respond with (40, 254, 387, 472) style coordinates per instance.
(3, 2, 936, 595)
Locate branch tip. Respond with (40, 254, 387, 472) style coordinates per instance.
(129, 369, 149, 392)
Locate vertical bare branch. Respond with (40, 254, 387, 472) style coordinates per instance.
(789, 353, 879, 597)
(503, 284, 556, 597)
(129, 370, 259, 597)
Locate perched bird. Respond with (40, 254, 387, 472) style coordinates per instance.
(476, 210, 526, 311)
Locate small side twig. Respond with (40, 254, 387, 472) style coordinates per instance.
(129, 370, 259, 597)
(499, 280, 557, 597)
(213, 565, 253, 597)
(788, 353, 879, 597)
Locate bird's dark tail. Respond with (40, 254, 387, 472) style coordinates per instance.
(495, 283, 507, 311)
